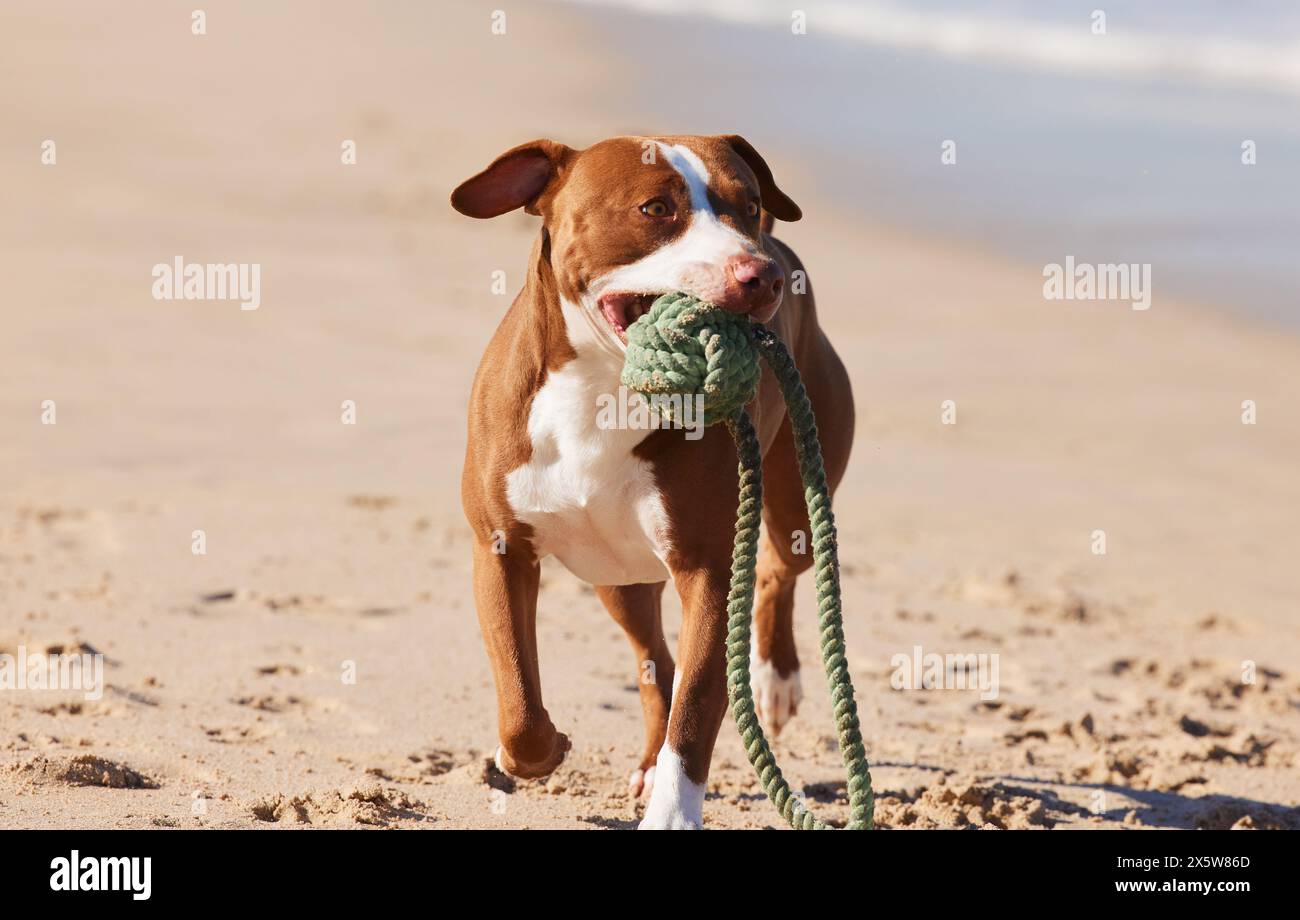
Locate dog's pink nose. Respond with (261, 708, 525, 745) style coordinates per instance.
(722, 254, 784, 317)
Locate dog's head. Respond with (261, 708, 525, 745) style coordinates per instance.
(451, 135, 801, 349)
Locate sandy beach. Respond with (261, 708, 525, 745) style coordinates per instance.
(1, 0, 1297, 830)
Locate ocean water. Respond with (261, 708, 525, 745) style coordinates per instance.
(564, 0, 1300, 324)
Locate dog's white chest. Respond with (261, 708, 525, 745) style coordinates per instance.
(505, 349, 671, 587)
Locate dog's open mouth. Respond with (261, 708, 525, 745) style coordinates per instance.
(597, 292, 661, 343)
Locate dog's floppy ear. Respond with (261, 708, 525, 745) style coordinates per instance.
(451, 139, 573, 219)
(721, 135, 801, 223)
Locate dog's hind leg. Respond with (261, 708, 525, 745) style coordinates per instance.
(595, 582, 674, 798)
(751, 528, 804, 737)
(753, 330, 854, 737)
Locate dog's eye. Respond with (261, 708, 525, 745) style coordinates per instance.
(747, 201, 761, 218)
(639, 199, 672, 219)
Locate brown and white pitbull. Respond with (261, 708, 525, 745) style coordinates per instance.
(451, 135, 854, 829)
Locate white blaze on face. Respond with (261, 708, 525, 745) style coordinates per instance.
(584, 142, 760, 343)
(662, 142, 713, 211)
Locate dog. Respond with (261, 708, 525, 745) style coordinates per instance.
(451, 135, 854, 828)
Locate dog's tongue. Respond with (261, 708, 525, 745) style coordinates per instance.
(599, 293, 637, 335)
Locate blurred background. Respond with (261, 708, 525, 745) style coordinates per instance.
(571, 0, 1300, 322)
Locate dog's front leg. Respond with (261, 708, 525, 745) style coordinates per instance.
(472, 540, 570, 779)
(639, 565, 730, 830)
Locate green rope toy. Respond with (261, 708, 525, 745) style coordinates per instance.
(621, 292, 874, 830)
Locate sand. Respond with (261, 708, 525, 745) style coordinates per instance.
(1, 0, 1297, 830)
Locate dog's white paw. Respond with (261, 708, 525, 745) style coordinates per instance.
(752, 656, 802, 738)
(638, 749, 703, 829)
(628, 765, 657, 799)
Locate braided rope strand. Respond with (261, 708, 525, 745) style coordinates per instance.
(752, 325, 874, 830)
(622, 292, 874, 830)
